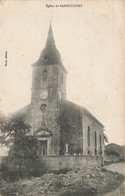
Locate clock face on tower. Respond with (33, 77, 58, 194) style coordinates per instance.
(40, 90, 48, 100)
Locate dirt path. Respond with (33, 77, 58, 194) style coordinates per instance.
(105, 162, 125, 175)
(104, 162, 125, 196)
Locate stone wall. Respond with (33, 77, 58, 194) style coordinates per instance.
(40, 155, 103, 171)
(0, 155, 103, 172)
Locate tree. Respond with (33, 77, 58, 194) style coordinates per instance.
(0, 114, 31, 146)
(0, 114, 42, 181)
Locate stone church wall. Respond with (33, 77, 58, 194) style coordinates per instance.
(82, 112, 104, 156)
(59, 101, 83, 155)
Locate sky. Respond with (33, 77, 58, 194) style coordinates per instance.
(0, 0, 125, 145)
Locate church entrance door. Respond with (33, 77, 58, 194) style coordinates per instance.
(39, 140, 47, 155)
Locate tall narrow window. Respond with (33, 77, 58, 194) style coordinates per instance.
(100, 134, 102, 149)
(99, 134, 102, 155)
(87, 126, 90, 147)
(42, 70, 47, 82)
(95, 131, 97, 155)
(62, 72, 63, 85)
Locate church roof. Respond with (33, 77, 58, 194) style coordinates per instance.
(9, 104, 31, 118)
(32, 23, 67, 72)
(59, 100, 104, 128)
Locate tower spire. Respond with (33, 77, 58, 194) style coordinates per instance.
(32, 23, 67, 70)
(46, 22, 55, 47)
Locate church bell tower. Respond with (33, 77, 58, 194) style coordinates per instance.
(30, 23, 67, 155)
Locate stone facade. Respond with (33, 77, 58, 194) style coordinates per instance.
(13, 24, 105, 166)
(29, 24, 67, 155)
(59, 100, 104, 156)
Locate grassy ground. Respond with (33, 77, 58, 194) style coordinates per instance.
(0, 166, 124, 196)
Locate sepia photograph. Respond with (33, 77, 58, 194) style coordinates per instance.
(0, 0, 124, 195)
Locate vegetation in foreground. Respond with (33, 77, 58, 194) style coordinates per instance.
(0, 113, 42, 181)
(0, 166, 124, 196)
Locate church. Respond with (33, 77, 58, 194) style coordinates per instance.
(15, 23, 105, 169)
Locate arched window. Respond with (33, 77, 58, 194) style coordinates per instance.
(87, 126, 90, 147)
(95, 131, 97, 155)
